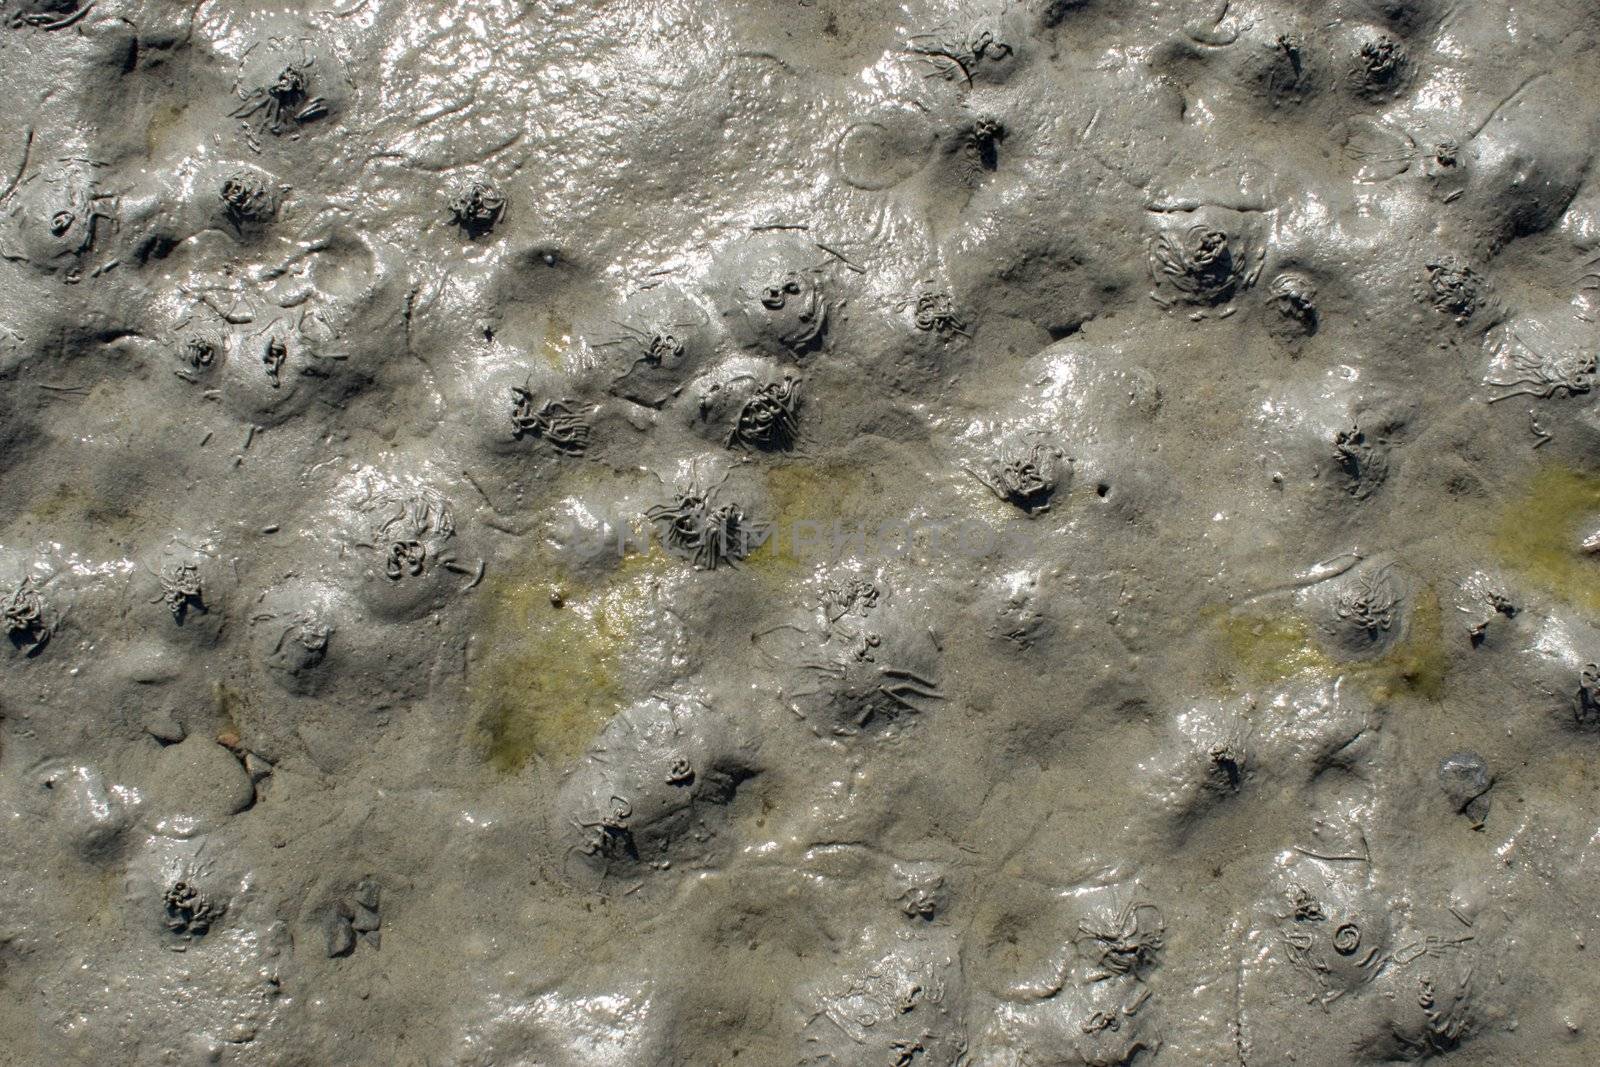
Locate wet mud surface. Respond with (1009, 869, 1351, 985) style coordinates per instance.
(3, 1, 1600, 1064)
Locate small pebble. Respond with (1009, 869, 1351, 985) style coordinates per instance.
(144, 713, 186, 744)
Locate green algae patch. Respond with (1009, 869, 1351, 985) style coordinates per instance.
(590, 545, 673, 643)
(1209, 610, 1332, 689)
(465, 464, 679, 773)
(1207, 586, 1447, 701)
(539, 315, 573, 369)
(746, 461, 874, 582)
(1492, 464, 1600, 615)
(1361, 585, 1447, 702)
(469, 555, 625, 774)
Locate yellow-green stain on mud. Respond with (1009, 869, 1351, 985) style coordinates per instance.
(1208, 584, 1448, 701)
(539, 315, 573, 369)
(746, 461, 879, 583)
(469, 546, 668, 773)
(1364, 585, 1447, 702)
(1492, 464, 1600, 615)
(1211, 611, 1332, 688)
(1216, 460, 1600, 701)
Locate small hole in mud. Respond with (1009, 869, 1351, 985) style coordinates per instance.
(1096, 483, 1110, 498)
